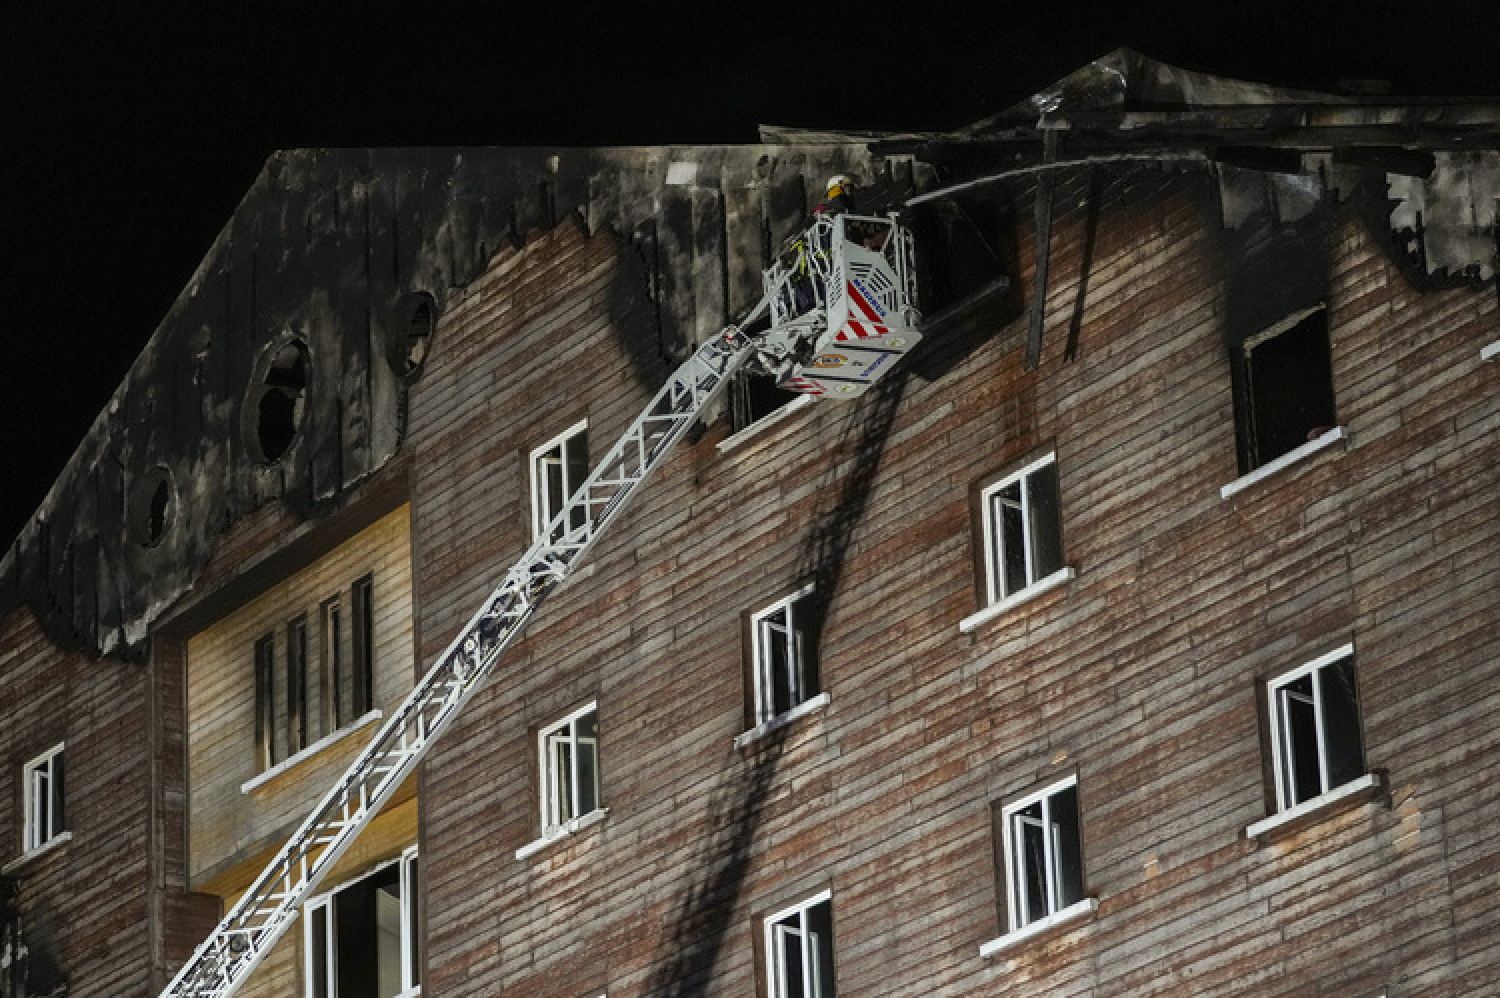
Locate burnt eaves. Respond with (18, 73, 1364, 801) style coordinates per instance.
(0, 141, 933, 661)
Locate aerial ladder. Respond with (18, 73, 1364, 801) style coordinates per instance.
(159, 211, 920, 998)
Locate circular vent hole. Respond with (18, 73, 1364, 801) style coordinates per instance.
(247, 338, 310, 464)
(129, 466, 176, 547)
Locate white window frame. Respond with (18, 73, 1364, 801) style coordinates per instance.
(960, 452, 1071, 634)
(1266, 643, 1364, 814)
(22, 742, 66, 854)
(999, 775, 1086, 935)
(530, 419, 589, 542)
(979, 452, 1065, 607)
(764, 889, 834, 998)
(751, 584, 819, 726)
(539, 702, 601, 835)
(303, 847, 421, 998)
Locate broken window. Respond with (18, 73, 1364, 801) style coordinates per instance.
(530, 420, 590, 543)
(304, 847, 421, 998)
(1266, 646, 1365, 812)
(728, 368, 800, 434)
(910, 197, 1011, 316)
(286, 614, 309, 754)
(1230, 306, 1337, 474)
(351, 575, 375, 719)
(128, 465, 175, 548)
(539, 703, 600, 833)
(998, 776, 1085, 933)
(749, 585, 821, 726)
(386, 290, 436, 381)
(22, 743, 65, 853)
(764, 891, 835, 998)
(254, 633, 277, 771)
(979, 453, 1065, 608)
(248, 338, 311, 464)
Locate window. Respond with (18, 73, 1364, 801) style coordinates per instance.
(1267, 646, 1365, 812)
(255, 633, 276, 771)
(728, 369, 800, 434)
(305, 848, 420, 998)
(998, 776, 1085, 933)
(530, 420, 589, 543)
(750, 585, 821, 726)
(22, 743, 65, 853)
(764, 891, 835, 998)
(979, 453, 1064, 607)
(246, 337, 311, 464)
(351, 575, 375, 719)
(287, 614, 309, 754)
(1230, 305, 1337, 473)
(321, 595, 345, 733)
(539, 704, 600, 833)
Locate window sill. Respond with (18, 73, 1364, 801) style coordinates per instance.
(716, 396, 813, 453)
(1482, 339, 1500, 362)
(958, 567, 1075, 635)
(978, 897, 1099, 958)
(241, 710, 384, 794)
(2, 831, 73, 875)
(515, 807, 610, 861)
(1220, 426, 1347, 500)
(734, 693, 832, 750)
(1244, 772, 1383, 841)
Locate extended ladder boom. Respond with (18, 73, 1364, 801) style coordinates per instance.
(160, 307, 765, 998)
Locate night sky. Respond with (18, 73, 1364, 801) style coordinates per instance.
(4, 1, 1496, 551)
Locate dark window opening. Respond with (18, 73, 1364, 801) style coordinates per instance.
(249, 339, 310, 464)
(388, 291, 437, 380)
(728, 368, 799, 433)
(307, 852, 420, 998)
(128, 466, 176, 548)
(911, 198, 1011, 317)
(286, 615, 308, 753)
(351, 575, 374, 717)
(254, 634, 276, 771)
(321, 597, 344, 733)
(1232, 308, 1336, 473)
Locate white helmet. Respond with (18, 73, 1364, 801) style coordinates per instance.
(826, 174, 855, 195)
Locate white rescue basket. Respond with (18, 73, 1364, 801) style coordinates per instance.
(764, 213, 922, 398)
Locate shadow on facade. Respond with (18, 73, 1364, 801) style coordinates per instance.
(644, 371, 909, 996)
(0, 877, 65, 998)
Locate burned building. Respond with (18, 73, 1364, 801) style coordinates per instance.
(1, 50, 1498, 997)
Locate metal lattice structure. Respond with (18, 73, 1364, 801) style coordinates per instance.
(162, 215, 920, 998)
